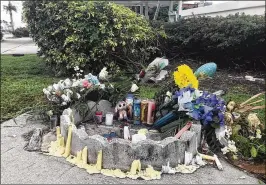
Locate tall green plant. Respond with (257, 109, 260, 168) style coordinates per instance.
(23, 1, 164, 75)
(152, 14, 266, 70)
(3, 1, 17, 32)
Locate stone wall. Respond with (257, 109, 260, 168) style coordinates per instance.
(60, 115, 201, 171)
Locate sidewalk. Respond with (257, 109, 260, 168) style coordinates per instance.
(0, 113, 260, 184)
(1, 34, 39, 55)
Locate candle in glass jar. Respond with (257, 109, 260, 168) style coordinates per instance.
(95, 111, 103, 123)
(105, 112, 114, 126)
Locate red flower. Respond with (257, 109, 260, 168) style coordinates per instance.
(83, 80, 92, 88)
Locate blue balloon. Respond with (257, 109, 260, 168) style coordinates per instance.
(194, 62, 217, 77)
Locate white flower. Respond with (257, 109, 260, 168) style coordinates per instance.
(99, 84, 105, 89)
(72, 79, 82, 87)
(99, 67, 108, 80)
(166, 91, 172, 98)
(74, 66, 80, 71)
(43, 88, 51, 96)
(256, 129, 262, 139)
(80, 70, 83, 72)
(61, 102, 67, 106)
(130, 83, 139, 92)
(63, 78, 72, 88)
(221, 146, 229, 154)
(65, 89, 73, 95)
(52, 83, 61, 91)
(58, 80, 65, 90)
(46, 110, 53, 117)
(61, 94, 71, 102)
(47, 85, 53, 92)
(249, 136, 255, 140)
(178, 91, 193, 111)
(194, 89, 203, 98)
(76, 93, 81, 99)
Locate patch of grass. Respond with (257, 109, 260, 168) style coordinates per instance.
(139, 85, 159, 99)
(0, 54, 59, 122)
(223, 85, 265, 125)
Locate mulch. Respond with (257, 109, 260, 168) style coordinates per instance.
(164, 58, 265, 94)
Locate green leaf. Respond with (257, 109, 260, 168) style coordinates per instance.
(258, 145, 266, 153)
(250, 146, 257, 158)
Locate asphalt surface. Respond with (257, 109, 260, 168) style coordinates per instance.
(0, 113, 260, 184)
(1, 34, 39, 54)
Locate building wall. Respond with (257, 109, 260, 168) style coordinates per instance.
(180, 1, 265, 18)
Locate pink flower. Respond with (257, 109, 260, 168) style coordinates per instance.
(83, 80, 92, 88)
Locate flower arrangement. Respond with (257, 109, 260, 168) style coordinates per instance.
(173, 87, 226, 126)
(173, 64, 199, 89)
(43, 67, 107, 107)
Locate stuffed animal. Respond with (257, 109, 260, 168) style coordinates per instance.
(115, 101, 128, 121)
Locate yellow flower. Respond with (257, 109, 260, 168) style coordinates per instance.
(173, 64, 199, 89)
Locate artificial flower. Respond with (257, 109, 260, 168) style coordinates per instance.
(173, 64, 199, 89)
(76, 93, 81, 99)
(58, 80, 65, 90)
(87, 73, 100, 85)
(52, 83, 61, 91)
(74, 66, 80, 71)
(47, 85, 53, 92)
(100, 84, 106, 89)
(46, 110, 53, 117)
(256, 129, 262, 139)
(249, 136, 255, 140)
(61, 102, 67, 106)
(83, 80, 92, 88)
(63, 78, 72, 88)
(61, 94, 71, 102)
(72, 79, 82, 87)
(43, 88, 51, 96)
(99, 67, 109, 80)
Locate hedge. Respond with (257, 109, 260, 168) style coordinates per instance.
(152, 14, 266, 71)
(23, 1, 164, 75)
(12, 27, 30, 38)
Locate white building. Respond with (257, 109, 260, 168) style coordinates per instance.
(112, 1, 265, 22)
(180, 1, 265, 18)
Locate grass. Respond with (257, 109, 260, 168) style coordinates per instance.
(139, 86, 159, 99)
(0, 54, 59, 122)
(1, 54, 264, 126)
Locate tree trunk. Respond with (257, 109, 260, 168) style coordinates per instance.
(153, 1, 160, 20)
(10, 11, 14, 32)
(144, 1, 149, 20)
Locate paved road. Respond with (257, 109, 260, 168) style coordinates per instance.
(1, 34, 39, 55)
(1, 113, 260, 184)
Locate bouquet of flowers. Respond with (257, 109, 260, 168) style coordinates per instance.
(43, 67, 107, 107)
(173, 87, 226, 127)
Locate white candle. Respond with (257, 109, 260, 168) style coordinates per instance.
(105, 112, 113, 126)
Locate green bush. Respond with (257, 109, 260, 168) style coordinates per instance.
(12, 27, 30, 38)
(23, 1, 164, 75)
(153, 14, 266, 70)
